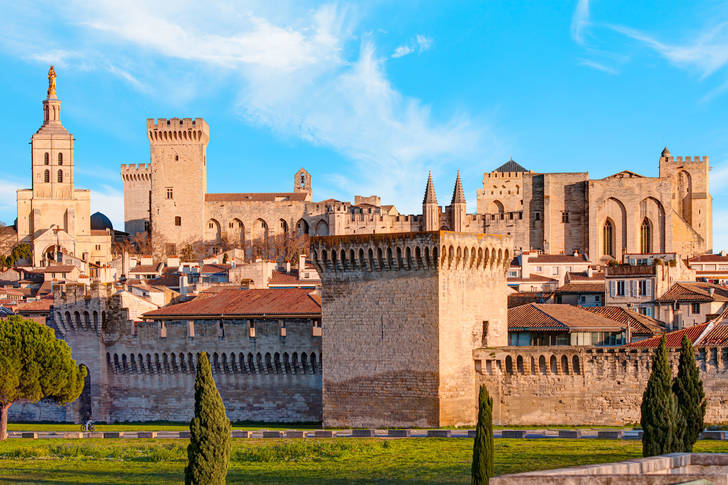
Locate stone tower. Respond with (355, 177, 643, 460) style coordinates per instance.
(120, 163, 151, 236)
(147, 118, 210, 255)
(422, 172, 440, 231)
(311, 231, 511, 428)
(449, 171, 467, 232)
(293, 168, 313, 201)
(658, 147, 713, 253)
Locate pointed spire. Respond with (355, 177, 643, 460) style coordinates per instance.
(423, 171, 438, 205)
(661, 146, 671, 157)
(451, 171, 466, 204)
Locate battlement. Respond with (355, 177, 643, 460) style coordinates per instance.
(120, 163, 152, 181)
(146, 117, 209, 144)
(484, 171, 528, 179)
(53, 281, 114, 305)
(661, 155, 709, 164)
(310, 231, 511, 274)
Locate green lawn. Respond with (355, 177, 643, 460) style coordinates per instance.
(1, 438, 728, 484)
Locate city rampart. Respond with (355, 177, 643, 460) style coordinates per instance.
(312, 231, 511, 428)
(476, 346, 728, 425)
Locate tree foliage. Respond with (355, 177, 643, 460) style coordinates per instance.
(0, 315, 86, 440)
(185, 352, 231, 485)
(673, 335, 706, 452)
(472, 385, 494, 485)
(1, 243, 32, 270)
(640, 336, 678, 457)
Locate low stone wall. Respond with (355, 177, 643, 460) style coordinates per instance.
(476, 346, 728, 425)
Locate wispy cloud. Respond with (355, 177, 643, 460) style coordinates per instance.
(391, 33, 433, 59)
(578, 58, 618, 74)
(0, 181, 22, 218)
(571, 0, 590, 44)
(0, 2, 484, 214)
(90, 185, 124, 230)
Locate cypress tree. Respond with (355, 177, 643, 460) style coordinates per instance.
(471, 385, 494, 485)
(640, 336, 677, 457)
(673, 334, 706, 452)
(185, 352, 231, 485)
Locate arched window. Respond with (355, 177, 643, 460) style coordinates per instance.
(44, 170, 49, 183)
(641, 218, 652, 253)
(57, 169, 63, 183)
(58, 152, 63, 164)
(44, 153, 49, 165)
(603, 220, 614, 257)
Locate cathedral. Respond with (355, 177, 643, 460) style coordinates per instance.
(16, 67, 112, 268)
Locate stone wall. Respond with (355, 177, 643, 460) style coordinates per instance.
(476, 346, 728, 425)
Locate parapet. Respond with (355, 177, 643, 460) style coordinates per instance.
(310, 231, 512, 274)
(146, 117, 210, 144)
(661, 154, 709, 164)
(120, 163, 152, 181)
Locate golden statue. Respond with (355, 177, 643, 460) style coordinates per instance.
(48, 65, 57, 97)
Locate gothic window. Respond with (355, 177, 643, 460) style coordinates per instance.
(640, 218, 652, 253)
(300, 173, 305, 187)
(44, 170, 49, 183)
(166, 187, 173, 199)
(44, 153, 49, 165)
(57, 169, 63, 183)
(174, 216, 181, 226)
(603, 220, 614, 257)
(561, 211, 569, 223)
(58, 153, 63, 164)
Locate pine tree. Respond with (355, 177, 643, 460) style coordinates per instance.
(640, 336, 677, 457)
(472, 385, 494, 485)
(185, 352, 231, 485)
(673, 334, 706, 452)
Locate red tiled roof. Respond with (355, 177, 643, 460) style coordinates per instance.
(205, 192, 308, 202)
(15, 298, 54, 313)
(555, 283, 605, 294)
(605, 265, 656, 276)
(584, 306, 665, 337)
(624, 323, 709, 349)
(147, 275, 180, 288)
(655, 282, 728, 303)
(567, 271, 605, 281)
(143, 288, 321, 319)
(201, 264, 231, 274)
(508, 275, 558, 283)
(508, 303, 625, 332)
(528, 254, 588, 263)
(696, 270, 728, 275)
(689, 254, 728, 263)
(130, 264, 162, 274)
(41, 265, 76, 273)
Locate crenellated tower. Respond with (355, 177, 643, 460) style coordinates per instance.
(422, 172, 440, 231)
(120, 163, 152, 236)
(311, 230, 511, 428)
(448, 171, 467, 232)
(147, 117, 210, 255)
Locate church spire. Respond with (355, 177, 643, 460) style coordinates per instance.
(451, 171, 466, 204)
(42, 66, 62, 125)
(423, 171, 438, 204)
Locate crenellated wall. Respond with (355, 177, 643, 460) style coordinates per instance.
(475, 346, 728, 425)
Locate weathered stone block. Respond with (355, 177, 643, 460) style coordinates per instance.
(313, 430, 334, 438)
(178, 431, 191, 439)
(426, 430, 451, 438)
(63, 432, 83, 439)
(137, 432, 158, 438)
(284, 430, 304, 438)
(597, 430, 625, 439)
(557, 430, 582, 438)
(467, 430, 476, 438)
(387, 429, 412, 437)
(700, 430, 725, 440)
(103, 432, 124, 439)
(21, 432, 38, 439)
(352, 429, 375, 437)
(232, 430, 250, 438)
(501, 430, 526, 438)
(263, 431, 284, 438)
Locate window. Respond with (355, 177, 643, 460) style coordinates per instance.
(208, 222, 215, 229)
(562, 212, 569, 223)
(639, 280, 648, 296)
(175, 154, 179, 161)
(44, 152, 49, 165)
(187, 321, 195, 338)
(249, 320, 256, 338)
(95, 244, 101, 250)
(535, 266, 542, 272)
(603, 220, 614, 257)
(692, 302, 700, 314)
(617, 280, 625, 296)
(175, 216, 181, 226)
(160, 321, 167, 338)
(57, 169, 63, 183)
(58, 153, 63, 164)
(534, 212, 541, 221)
(641, 218, 652, 253)
(552, 266, 558, 275)
(44, 170, 49, 183)
(166, 187, 173, 199)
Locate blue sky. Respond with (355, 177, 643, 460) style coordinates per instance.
(3, 1, 728, 250)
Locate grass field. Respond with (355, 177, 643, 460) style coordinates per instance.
(1, 438, 728, 484)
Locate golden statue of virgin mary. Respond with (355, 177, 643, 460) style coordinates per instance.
(48, 65, 57, 97)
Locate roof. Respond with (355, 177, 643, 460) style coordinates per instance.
(689, 254, 728, 263)
(567, 271, 605, 281)
(14, 298, 54, 313)
(624, 323, 710, 348)
(528, 254, 588, 263)
(41, 265, 76, 274)
(508, 275, 558, 283)
(130, 264, 162, 274)
(147, 275, 180, 288)
(508, 303, 625, 332)
(205, 192, 308, 202)
(696, 323, 728, 347)
(451, 172, 466, 204)
(605, 264, 656, 276)
(655, 282, 728, 303)
(494, 159, 528, 173)
(201, 264, 231, 274)
(555, 282, 605, 294)
(269, 270, 321, 286)
(143, 288, 321, 319)
(584, 306, 665, 337)
(423, 172, 437, 204)
(508, 292, 553, 308)
(90, 212, 113, 231)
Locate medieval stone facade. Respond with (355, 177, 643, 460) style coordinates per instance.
(16, 67, 112, 267)
(476, 152, 712, 262)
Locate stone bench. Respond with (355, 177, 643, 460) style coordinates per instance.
(426, 430, 451, 438)
(387, 429, 412, 438)
(284, 431, 304, 439)
(262, 431, 284, 438)
(501, 430, 527, 439)
(178, 431, 191, 439)
(63, 432, 83, 439)
(467, 430, 477, 438)
(352, 429, 376, 438)
(700, 430, 726, 440)
(231, 430, 250, 439)
(102, 432, 126, 439)
(21, 432, 38, 439)
(597, 430, 625, 439)
(557, 430, 582, 438)
(137, 432, 158, 439)
(312, 430, 334, 438)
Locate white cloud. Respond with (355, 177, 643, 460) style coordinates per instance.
(578, 58, 618, 74)
(391, 33, 433, 59)
(0, 3, 480, 214)
(392, 45, 414, 58)
(0, 181, 22, 215)
(571, 0, 590, 44)
(90, 185, 124, 230)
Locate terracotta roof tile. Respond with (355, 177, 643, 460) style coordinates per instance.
(508, 292, 553, 308)
(624, 323, 709, 349)
(15, 298, 54, 313)
(689, 254, 728, 263)
(528, 254, 588, 263)
(130, 264, 162, 274)
(143, 288, 321, 319)
(201, 264, 231, 274)
(555, 283, 605, 294)
(697, 323, 728, 346)
(605, 265, 656, 276)
(508, 303, 625, 332)
(567, 271, 605, 281)
(655, 282, 728, 303)
(583, 306, 665, 337)
(41, 265, 76, 273)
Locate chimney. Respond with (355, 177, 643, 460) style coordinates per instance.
(587, 266, 593, 278)
(573, 250, 578, 257)
(122, 251, 130, 278)
(299, 253, 306, 272)
(285, 261, 291, 273)
(709, 287, 715, 297)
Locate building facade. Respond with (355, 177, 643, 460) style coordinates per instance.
(16, 67, 112, 268)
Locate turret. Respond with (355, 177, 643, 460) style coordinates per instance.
(449, 171, 467, 232)
(422, 172, 439, 231)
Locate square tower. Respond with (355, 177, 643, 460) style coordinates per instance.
(147, 118, 209, 255)
(311, 231, 511, 428)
